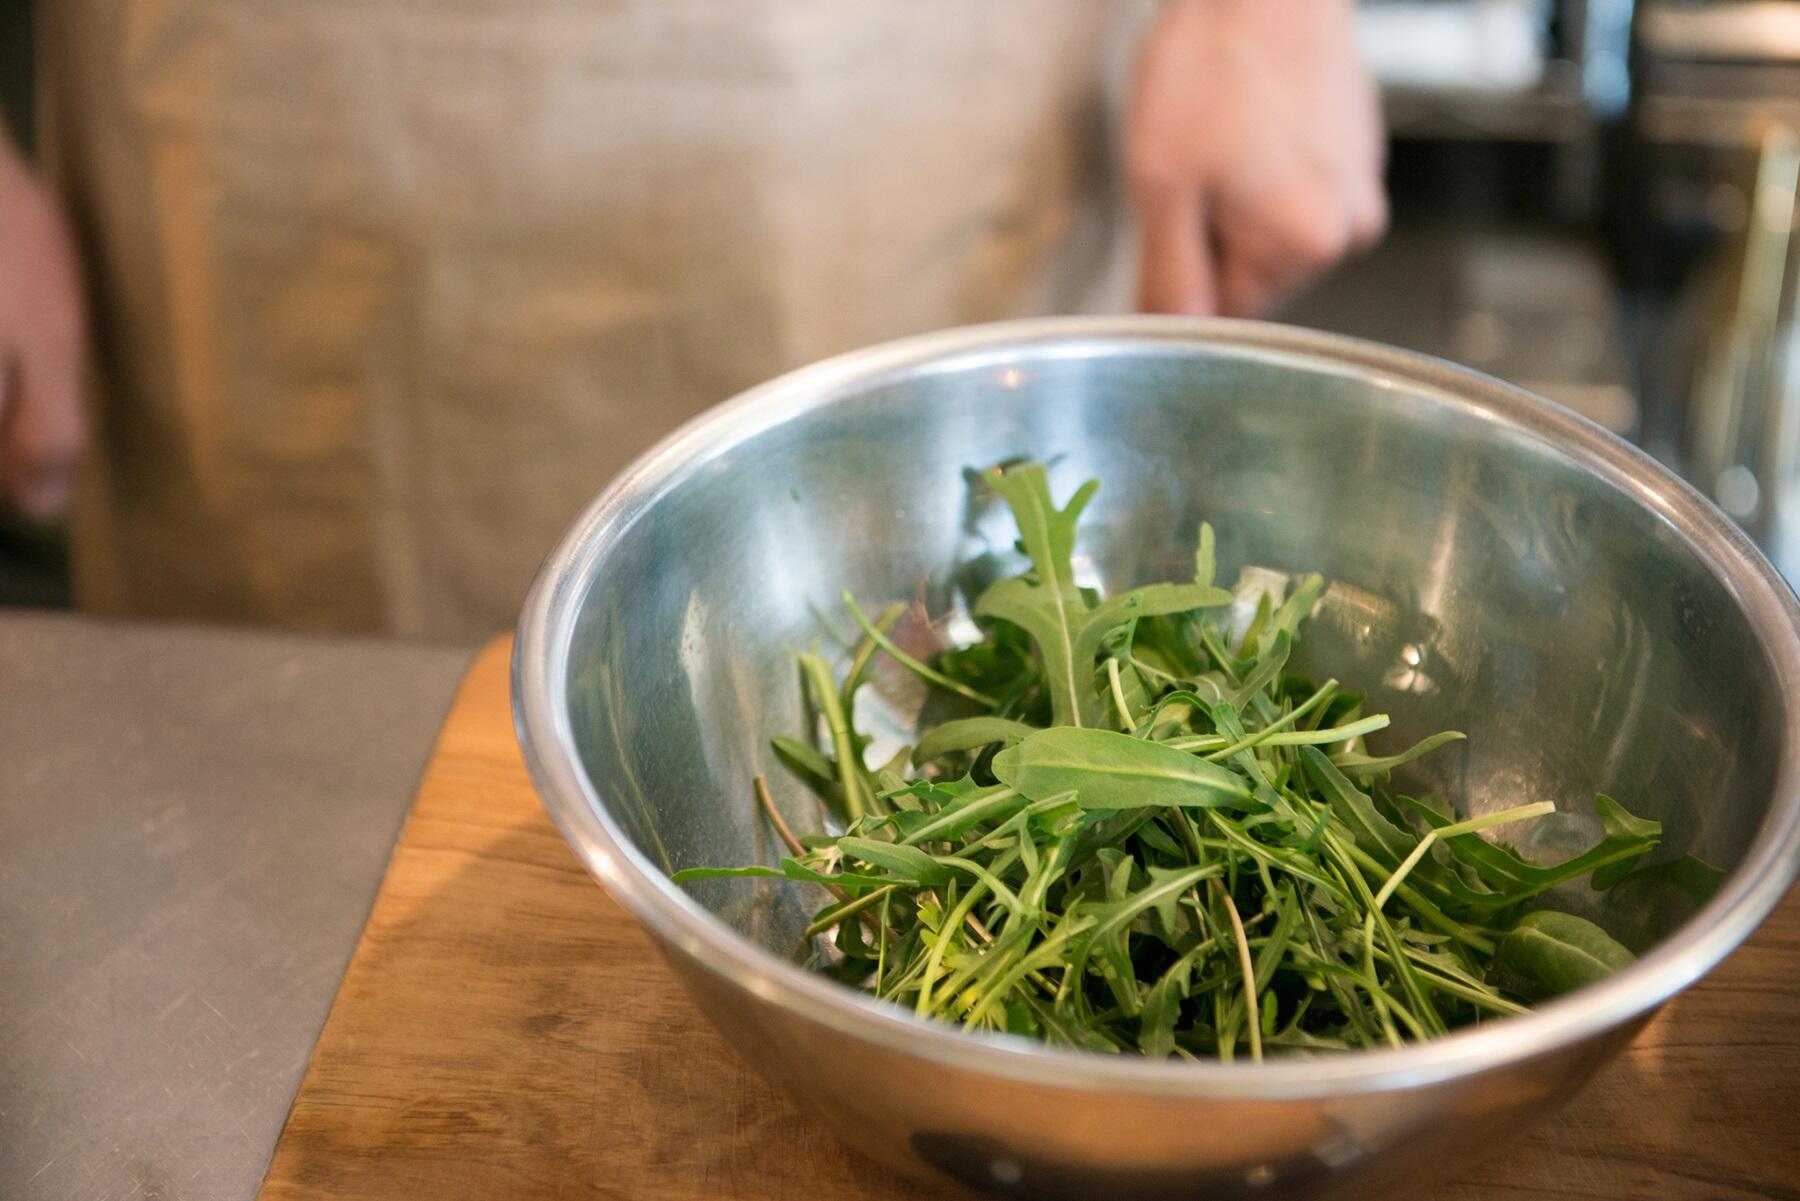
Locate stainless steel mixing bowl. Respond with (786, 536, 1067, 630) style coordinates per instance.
(513, 317, 1800, 1200)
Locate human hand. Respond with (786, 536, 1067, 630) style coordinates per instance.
(0, 131, 85, 520)
(1129, 0, 1387, 317)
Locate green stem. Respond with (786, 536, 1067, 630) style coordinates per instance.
(843, 591, 997, 707)
(803, 884, 900, 939)
(1337, 838, 1496, 955)
(843, 602, 907, 698)
(1198, 679, 1338, 760)
(1106, 658, 1137, 729)
(1212, 879, 1262, 1064)
(874, 890, 892, 998)
(800, 652, 869, 821)
(1167, 716, 1388, 756)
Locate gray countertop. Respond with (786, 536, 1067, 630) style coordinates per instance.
(0, 612, 474, 1201)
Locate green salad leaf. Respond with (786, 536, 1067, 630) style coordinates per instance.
(672, 464, 1681, 1059)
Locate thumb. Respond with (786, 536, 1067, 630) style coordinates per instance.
(1, 338, 86, 521)
(1134, 184, 1217, 316)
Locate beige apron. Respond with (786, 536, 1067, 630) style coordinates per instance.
(41, 1, 1138, 638)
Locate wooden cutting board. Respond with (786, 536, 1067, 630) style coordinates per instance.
(259, 637, 1800, 1201)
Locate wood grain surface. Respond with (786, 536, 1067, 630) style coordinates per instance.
(259, 637, 1800, 1201)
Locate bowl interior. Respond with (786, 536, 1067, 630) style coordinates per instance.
(559, 333, 1785, 960)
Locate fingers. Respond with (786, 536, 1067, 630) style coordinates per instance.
(0, 142, 87, 522)
(1345, 159, 1390, 252)
(1135, 155, 1386, 320)
(1217, 254, 1282, 324)
(1, 334, 85, 521)
(1213, 172, 1390, 318)
(1134, 184, 1217, 316)
(1218, 199, 1348, 318)
(1125, 0, 1388, 321)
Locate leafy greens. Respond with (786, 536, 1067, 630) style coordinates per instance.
(674, 464, 1671, 1060)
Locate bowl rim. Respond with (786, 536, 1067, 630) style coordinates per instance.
(513, 315, 1800, 1100)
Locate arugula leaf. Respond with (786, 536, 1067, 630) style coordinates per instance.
(890, 784, 1028, 847)
(1393, 794, 1659, 906)
(770, 734, 838, 797)
(993, 727, 1259, 812)
(1078, 863, 1222, 1015)
(1596, 852, 1726, 902)
(1331, 730, 1467, 780)
(1076, 583, 1234, 699)
(1300, 747, 1413, 867)
(912, 716, 1036, 764)
(838, 836, 956, 885)
(1139, 953, 1195, 1057)
(980, 465, 1232, 729)
(976, 464, 1097, 727)
(680, 464, 1668, 1062)
(671, 858, 893, 890)
(1499, 910, 1635, 995)
(1194, 521, 1218, 590)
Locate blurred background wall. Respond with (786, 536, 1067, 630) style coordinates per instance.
(1300, 0, 1800, 584)
(1, 0, 1796, 607)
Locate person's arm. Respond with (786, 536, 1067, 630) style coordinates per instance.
(1129, 0, 1387, 317)
(0, 119, 85, 520)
